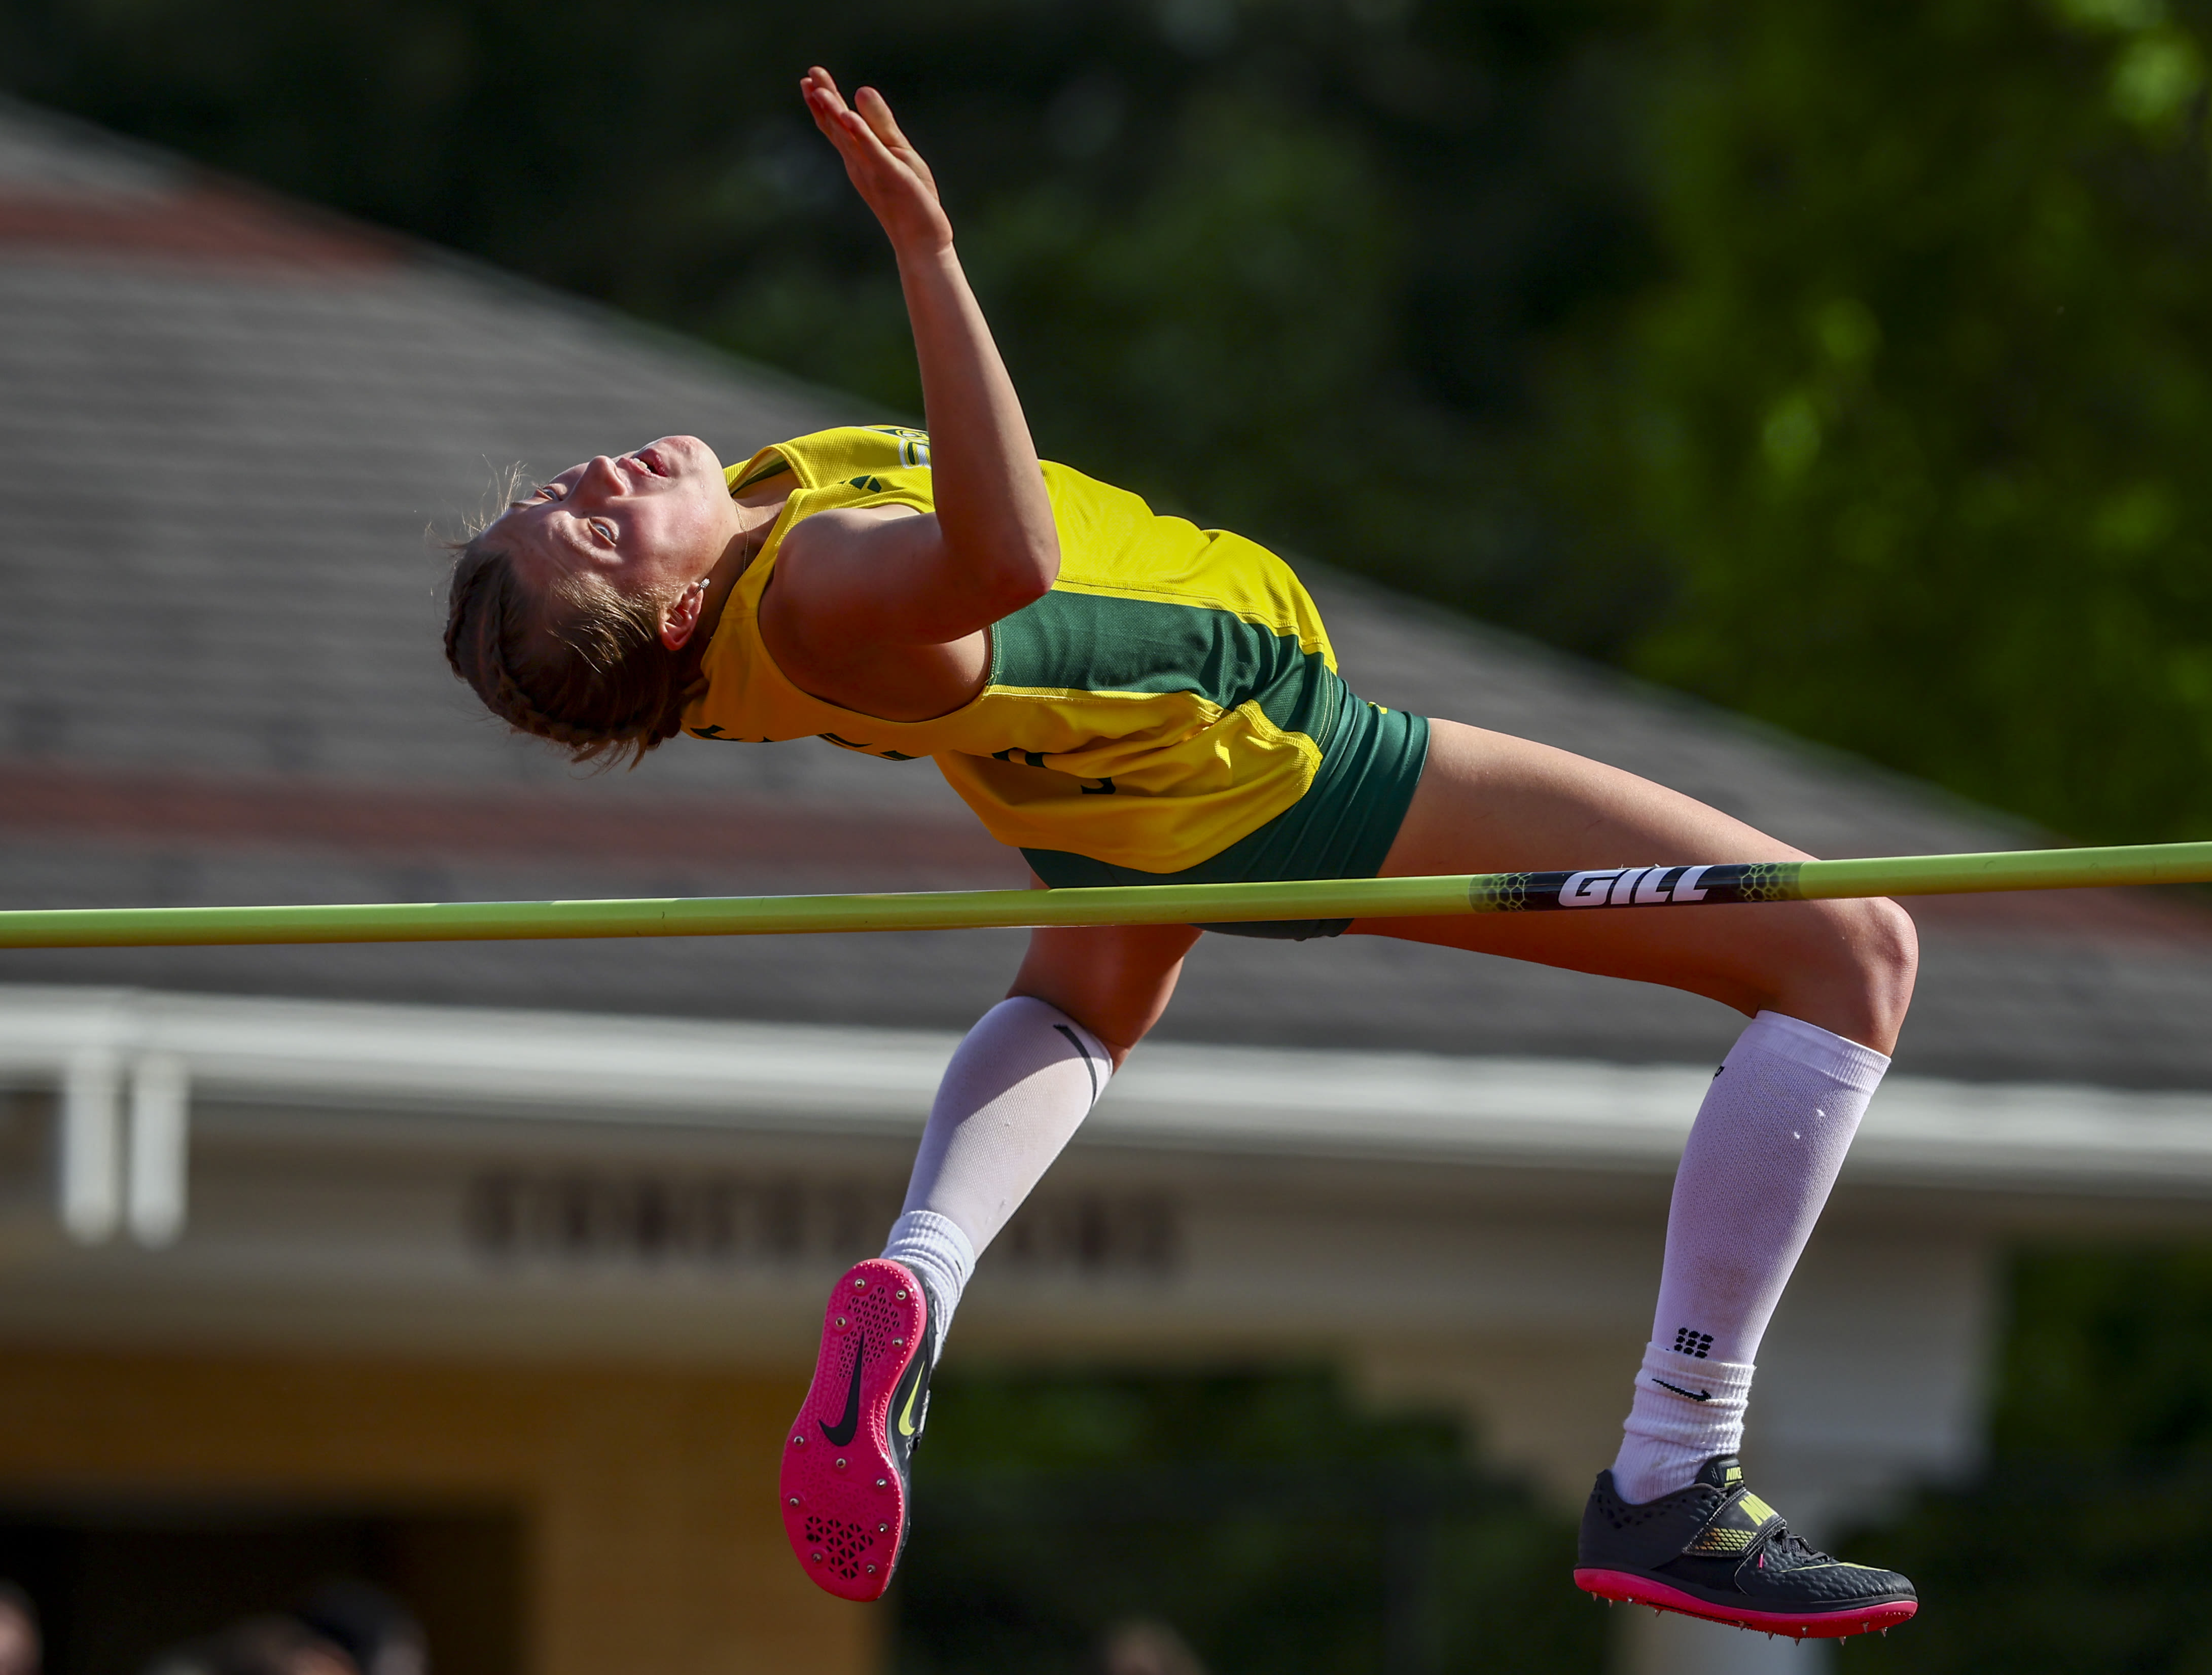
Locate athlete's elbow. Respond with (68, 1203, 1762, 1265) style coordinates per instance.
(989, 534, 1058, 611)
(941, 519, 1056, 619)
(1013, 551, 1058, 606)
(975, 575, 1051, 626)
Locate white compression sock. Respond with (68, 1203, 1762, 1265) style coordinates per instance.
(881, 996, 1112, 1357)
(1611, 1010, 1890, 1504)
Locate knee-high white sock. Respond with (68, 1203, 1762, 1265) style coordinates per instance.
(881, 997, 1112, 1357)
(1611, 1010, 1889, 1503)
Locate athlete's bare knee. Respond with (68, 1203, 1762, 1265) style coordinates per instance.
(1032, 995, 1154, 1068)
(1847, 896, 1918, 1037)
(1766, 897, 1916, 1052)
(1007, 923, 1195, 1069)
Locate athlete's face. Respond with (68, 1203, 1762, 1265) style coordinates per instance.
(491, 434, 742, 616)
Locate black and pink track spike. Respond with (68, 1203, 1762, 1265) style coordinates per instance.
(1575, 1454, 1916, 1639)
(781, 1257, 934, 1603)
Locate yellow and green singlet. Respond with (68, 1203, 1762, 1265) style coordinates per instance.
(684, 425, 1353, 877)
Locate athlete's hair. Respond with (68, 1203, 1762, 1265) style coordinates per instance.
(442, 476, 689, 768)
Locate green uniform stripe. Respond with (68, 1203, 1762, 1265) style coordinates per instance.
(991, 590, 1335, 739)
(732, 457, 793, 492)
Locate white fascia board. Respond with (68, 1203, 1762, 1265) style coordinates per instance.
(0, 985, 951, 1134)
(1102, 1043, 1714, 1170)
(1110, 1045, 2212, 1194)
(4, 985, 2212, 1193)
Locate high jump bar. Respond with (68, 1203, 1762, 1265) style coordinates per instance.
(0, 840, 2207, 950)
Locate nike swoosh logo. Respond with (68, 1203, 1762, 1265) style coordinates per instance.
(897, 1367, 923, 1438)
(1652, 1377, 1712, 1402)
(821, 1335, 865, 1445)
(1053, 1024, 1102, 1102)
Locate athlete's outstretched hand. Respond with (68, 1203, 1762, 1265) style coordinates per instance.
(765, 65, 1058, 706)
(802, 67, 951, 258)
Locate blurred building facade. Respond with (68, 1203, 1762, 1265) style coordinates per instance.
(4, 98, 2212, 1675)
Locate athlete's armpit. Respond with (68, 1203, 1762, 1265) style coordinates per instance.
(759, 503, 1012, 724)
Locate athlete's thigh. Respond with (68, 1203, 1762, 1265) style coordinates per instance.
(1349, 719, 1911, 1032)
(1008, 875, 1200, 1062)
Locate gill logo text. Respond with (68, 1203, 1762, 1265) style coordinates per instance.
(1558, 865, 1714, 907)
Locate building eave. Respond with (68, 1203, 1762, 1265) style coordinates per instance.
(6, 984, 2211, 1198)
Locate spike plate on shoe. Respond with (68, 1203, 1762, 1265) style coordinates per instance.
(780, 1257, 930, 1603)
(1573, 1568, 1918, 1638)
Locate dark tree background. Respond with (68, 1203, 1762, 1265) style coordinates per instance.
(0, 0, 1658, 650)
(899, 1366, 1599, 1675)
(1841, 1247, 2212, 1675)
(1563, 0, 2212, 845)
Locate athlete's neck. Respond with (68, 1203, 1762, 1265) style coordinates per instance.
(679, 484, 791, 687)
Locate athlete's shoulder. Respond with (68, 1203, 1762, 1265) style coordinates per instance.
(725, 425, 935, 494)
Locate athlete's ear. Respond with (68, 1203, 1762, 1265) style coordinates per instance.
(660, 580, 709, 650)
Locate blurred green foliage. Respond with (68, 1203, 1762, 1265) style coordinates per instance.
(1996, 1244, 2212, 1460)
(898, 1365, 1602, 1674)
(0, 0, 1653, 640)
(1568, 0, 2212, 842)
(1839, 1246, 2212, 1674)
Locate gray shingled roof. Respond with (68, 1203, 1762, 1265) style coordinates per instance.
(2, 97, 2207, 1087)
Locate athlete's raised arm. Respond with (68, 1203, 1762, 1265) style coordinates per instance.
(760, 70, 1059, 699)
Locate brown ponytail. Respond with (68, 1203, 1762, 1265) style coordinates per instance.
(443, 532, 692, 768)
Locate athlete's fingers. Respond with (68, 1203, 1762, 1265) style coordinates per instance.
(800, 72, 852, 141)
(801, 67, 949, 243)
(853, 93, 939, 202)
(801, 68, 873, 154)
(830, 102, 920, 196)
(853, 85, 916, 157)
(865, 99, 939, 200)
(834, 110, 908, 189)
(812, 76, 926, 189)
(853, 87, 930, 181)
(804, 71, 892, 166)
(805, 82, 897, 187)
(853, 85, 896, 139)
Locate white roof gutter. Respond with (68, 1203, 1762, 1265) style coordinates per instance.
(4, 986, 2212, 1234)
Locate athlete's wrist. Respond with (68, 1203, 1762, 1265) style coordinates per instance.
(892, 236, 961, 277)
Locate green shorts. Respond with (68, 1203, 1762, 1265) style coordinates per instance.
(1021, 678, 1431, 940)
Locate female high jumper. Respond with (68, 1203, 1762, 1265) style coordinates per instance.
(443, 67, 1920, 1640)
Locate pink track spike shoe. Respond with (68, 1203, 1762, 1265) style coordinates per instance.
(780, 1257, 936, 1602)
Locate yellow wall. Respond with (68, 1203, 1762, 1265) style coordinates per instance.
(0, 1346, 879, 1675)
